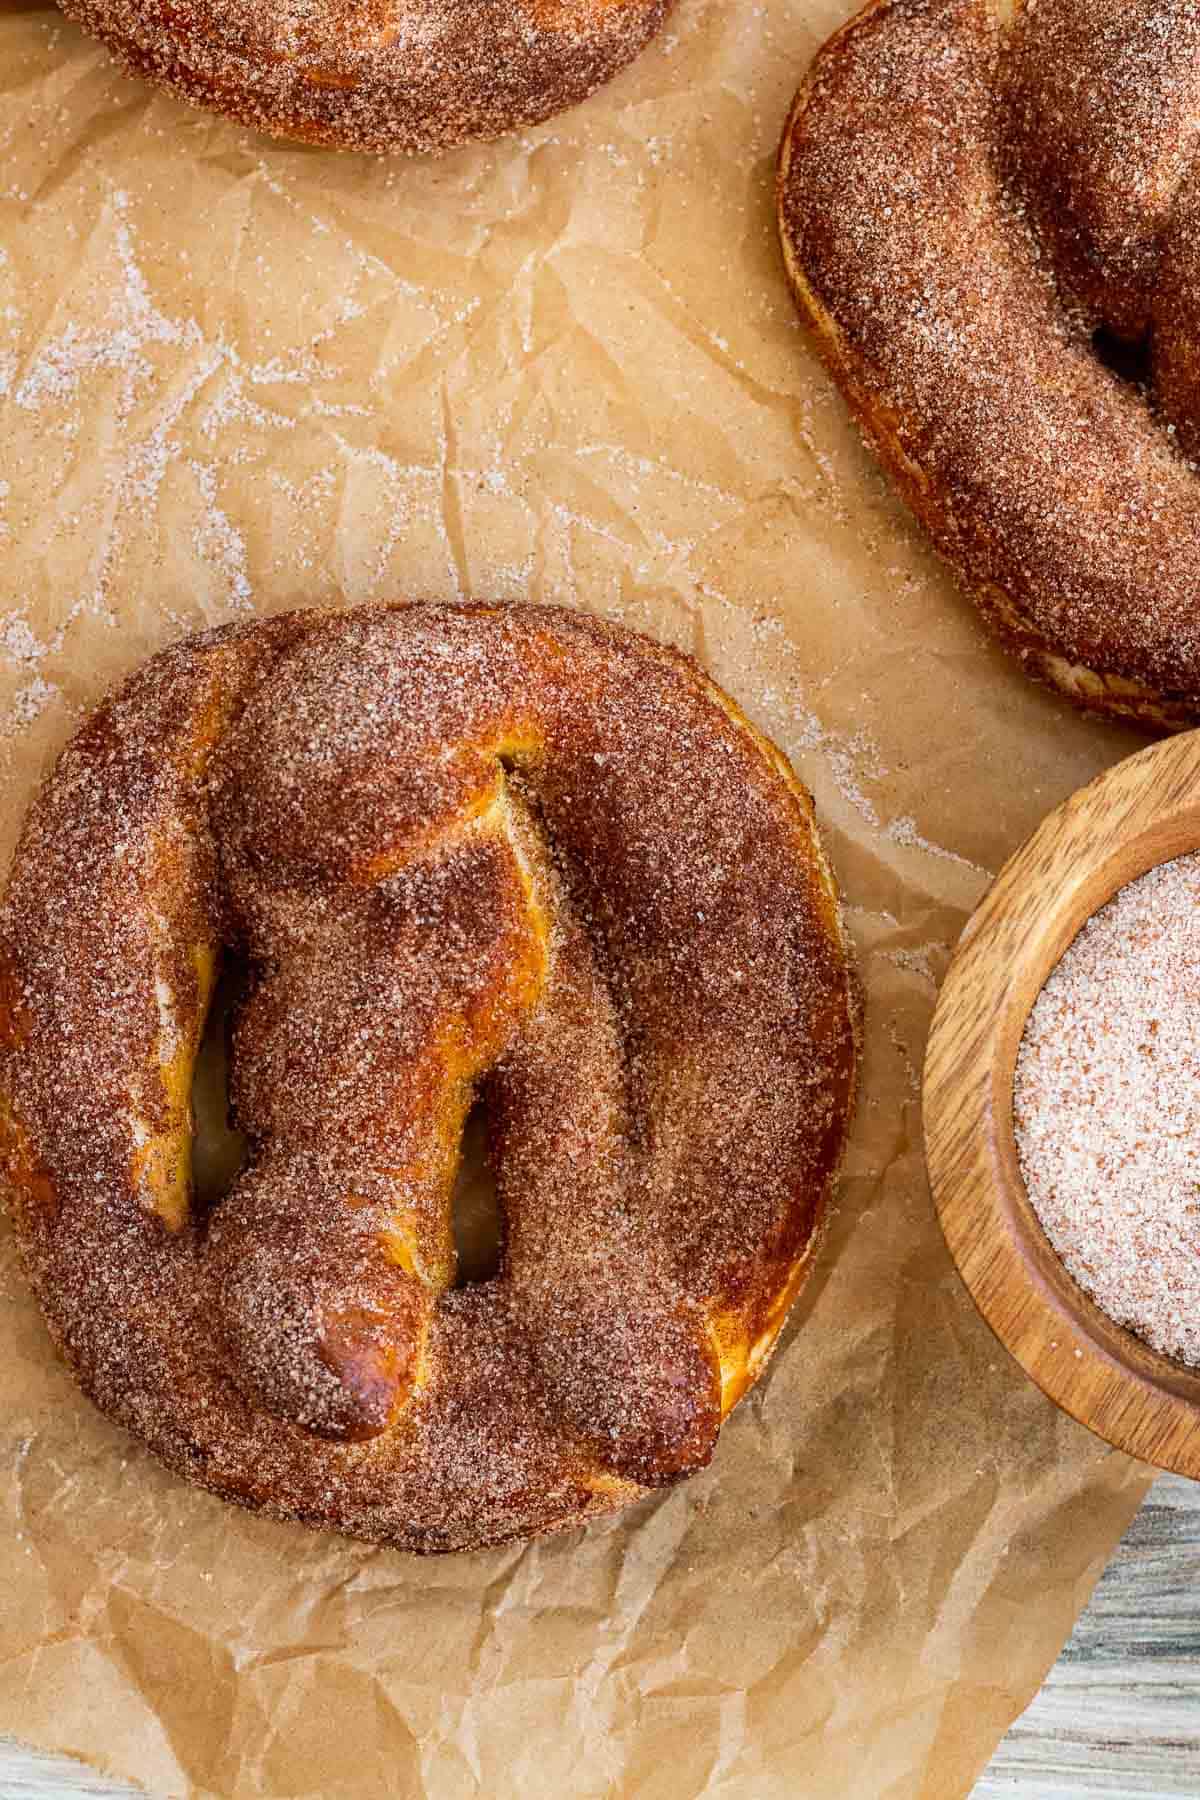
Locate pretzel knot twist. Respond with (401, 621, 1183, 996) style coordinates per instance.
(0, 604, 858, 1553)
(779, 0, 1200, 728)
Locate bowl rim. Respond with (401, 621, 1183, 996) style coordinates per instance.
(924, 729, 1200, 1475)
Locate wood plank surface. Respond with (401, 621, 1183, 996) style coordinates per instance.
(1, 1478, 1197, 1797)
(975, 1473, 1200, 1798)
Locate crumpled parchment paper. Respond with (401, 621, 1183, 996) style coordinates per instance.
(0, 1, 1153, 1794)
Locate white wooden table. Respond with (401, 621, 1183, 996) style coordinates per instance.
(976, 1474, 1200, 1799)
(2, 1476, 1197, 1799)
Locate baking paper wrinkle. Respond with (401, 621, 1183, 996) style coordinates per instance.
(0, 2, 1162, 1796)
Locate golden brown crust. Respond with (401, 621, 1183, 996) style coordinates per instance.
(0, 602, 859, 1553)
(777, 0, 1200, 731)
(56, 0, 675, 154)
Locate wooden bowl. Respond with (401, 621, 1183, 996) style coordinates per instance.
(924, 731, 1200, 1475)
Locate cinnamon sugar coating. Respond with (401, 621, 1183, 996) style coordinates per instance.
(0, 603, 859, 1553)
(55, 0, 675, 154)
(778, 0, 1200, 729)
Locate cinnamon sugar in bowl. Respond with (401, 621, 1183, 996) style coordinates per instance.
(1015, 854, 1200, 1370)
(924, 733, 1200, 1476)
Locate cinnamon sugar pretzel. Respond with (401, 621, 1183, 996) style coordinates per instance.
(56, 0, 675, 154)
(780, 0, 1200, 729)
(0, 603, 859, 1552)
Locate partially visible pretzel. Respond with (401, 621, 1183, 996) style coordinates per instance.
(0, 603, 859, 1553)
(56, 0, 675, 155)
(779, 0, 1200, 730)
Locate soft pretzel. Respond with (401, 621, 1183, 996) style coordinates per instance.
(0, 602, 859, 1553)
(55, 0, 675, 154)
(779, 0, 1200, 730)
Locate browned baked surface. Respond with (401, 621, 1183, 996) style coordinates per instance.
(778, 0, 1200, 730)
(0, 602, 859, 1553)
(56, 0, 675, 154)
